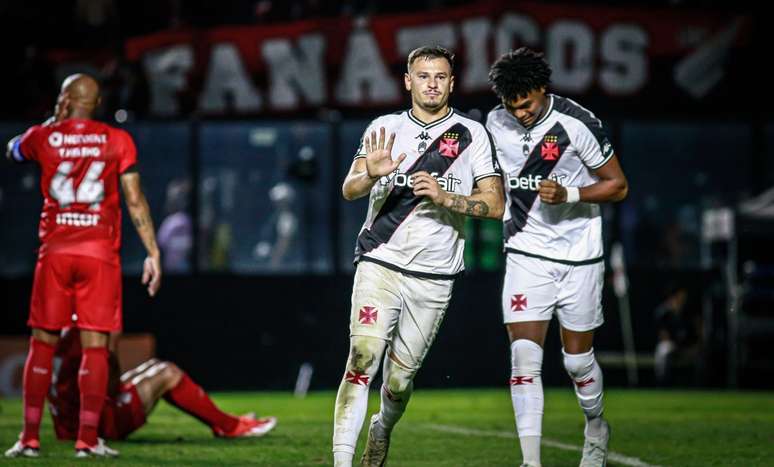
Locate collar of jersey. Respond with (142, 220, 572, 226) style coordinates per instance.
(406, 107, 454, 130)
(527, 94, 554, 130)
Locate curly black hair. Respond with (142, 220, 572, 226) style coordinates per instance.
(407, 46, 455, 72)
(488, 47, 552, 101)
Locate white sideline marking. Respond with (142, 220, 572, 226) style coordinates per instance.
(425, 424, 662, 467)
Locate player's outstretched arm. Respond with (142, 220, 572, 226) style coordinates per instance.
(5, 96, 70, 162)
(120, 171, 162, 296)
(538, 154, 628, 205)
(342, 127, 406, 201)
(413, 172, 505, 219)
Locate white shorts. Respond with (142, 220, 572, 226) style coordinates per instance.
(350, 261, 454, 369)
(501, 253, 604, 332)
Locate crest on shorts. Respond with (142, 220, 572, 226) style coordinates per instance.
(541, 135, 559, 160)
(358, 306, 378, 325)
(510, 294, 527, 311)
(439, 131, 460, 158)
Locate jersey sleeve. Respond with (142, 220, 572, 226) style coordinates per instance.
(471, 123, 501, 183)
(115, 129, 138, 173)
(354, 118, 383, 160)
(14, 125, 44, 163)
(575, 118, 615, 170)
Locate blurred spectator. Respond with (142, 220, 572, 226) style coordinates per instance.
(252, 182, 300, 269)
(157, 179, 193, 273)
(654, 283, 704, 385)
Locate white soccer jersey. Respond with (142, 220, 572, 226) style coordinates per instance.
(486, 94, 615, 264)
(353, 108, 500, 278)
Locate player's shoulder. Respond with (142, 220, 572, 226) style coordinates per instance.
(485, 104, 513, 131)
(101, 124, 135, 145)
(451, 108, 486, 130)
(370, 111, 406, 128)
(448, 109, 492, 142)
(21, 123, 47, 139)
(550, 94, 603, 130)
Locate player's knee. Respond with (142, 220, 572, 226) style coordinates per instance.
(384, 355, 416, 396)
(562, 348, 594, 378)
(384, 359, 414, 396)
(348, 336, 385, 375)
(159, 361, 183, 389)
(511, 339, 543, 376)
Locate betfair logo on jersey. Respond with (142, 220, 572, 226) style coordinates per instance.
(384, 170, 462, 192)
(507, 173, 566, 191)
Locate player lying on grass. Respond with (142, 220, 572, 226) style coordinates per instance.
(6, 328, 276, 458)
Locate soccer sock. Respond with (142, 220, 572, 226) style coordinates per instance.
(377, 354, 414, 432)
(333, 336, 384, 459)
(562, 348, 605, 438)
(163, 373, 239, 433)
(77, 347, 109, 448)
(510, 339, 544, 466)
(21, 337, 56, 446)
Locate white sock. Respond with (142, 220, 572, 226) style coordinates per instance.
(333, 450, 354, 467)
(332, 337, 384, 456)
(378, 355, 414, 432)
(510, 339, 544, 465)
(562, 348, 604, 438)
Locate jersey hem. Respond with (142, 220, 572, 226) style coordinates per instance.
(356, 255, 462, 280)
(505, 247, 603, 266)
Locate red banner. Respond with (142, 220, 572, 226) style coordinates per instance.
(118, 1, 752, 116)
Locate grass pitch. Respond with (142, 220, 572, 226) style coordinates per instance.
(1, 388, 772, 466)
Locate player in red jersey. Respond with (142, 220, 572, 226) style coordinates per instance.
(47, 329, 277, 443)
(4, 74, 162, 458)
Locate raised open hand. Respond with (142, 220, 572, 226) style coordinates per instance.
(364, 127, 406, 179)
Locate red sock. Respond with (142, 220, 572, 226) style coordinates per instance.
(163, 373, 238, 433)
(21, 337, 56, 446)
(77, 347, 109, 448)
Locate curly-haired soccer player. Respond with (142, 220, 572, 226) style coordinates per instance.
(487, 47, 629, 467)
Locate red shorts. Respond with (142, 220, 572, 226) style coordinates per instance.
(29, 253, 122, 332)
(99, 383, 146, 440)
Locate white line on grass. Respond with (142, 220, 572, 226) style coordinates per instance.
(425, 424, 662, 467)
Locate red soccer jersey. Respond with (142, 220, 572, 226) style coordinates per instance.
(14, 119, 137, 263)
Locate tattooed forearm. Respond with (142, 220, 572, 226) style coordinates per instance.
(446, 194, 491, 218)
(132, 213, 150, 229)
(465, 199, 490, 216)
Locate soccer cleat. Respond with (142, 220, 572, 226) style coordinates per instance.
(360, 414, 390, 467)
(74, 438, 119, 458)
(4, 438, 40, 458)
(579, 419, 610, 467)
(214, 414, 277, 438)
(520, 463, 541, 467)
